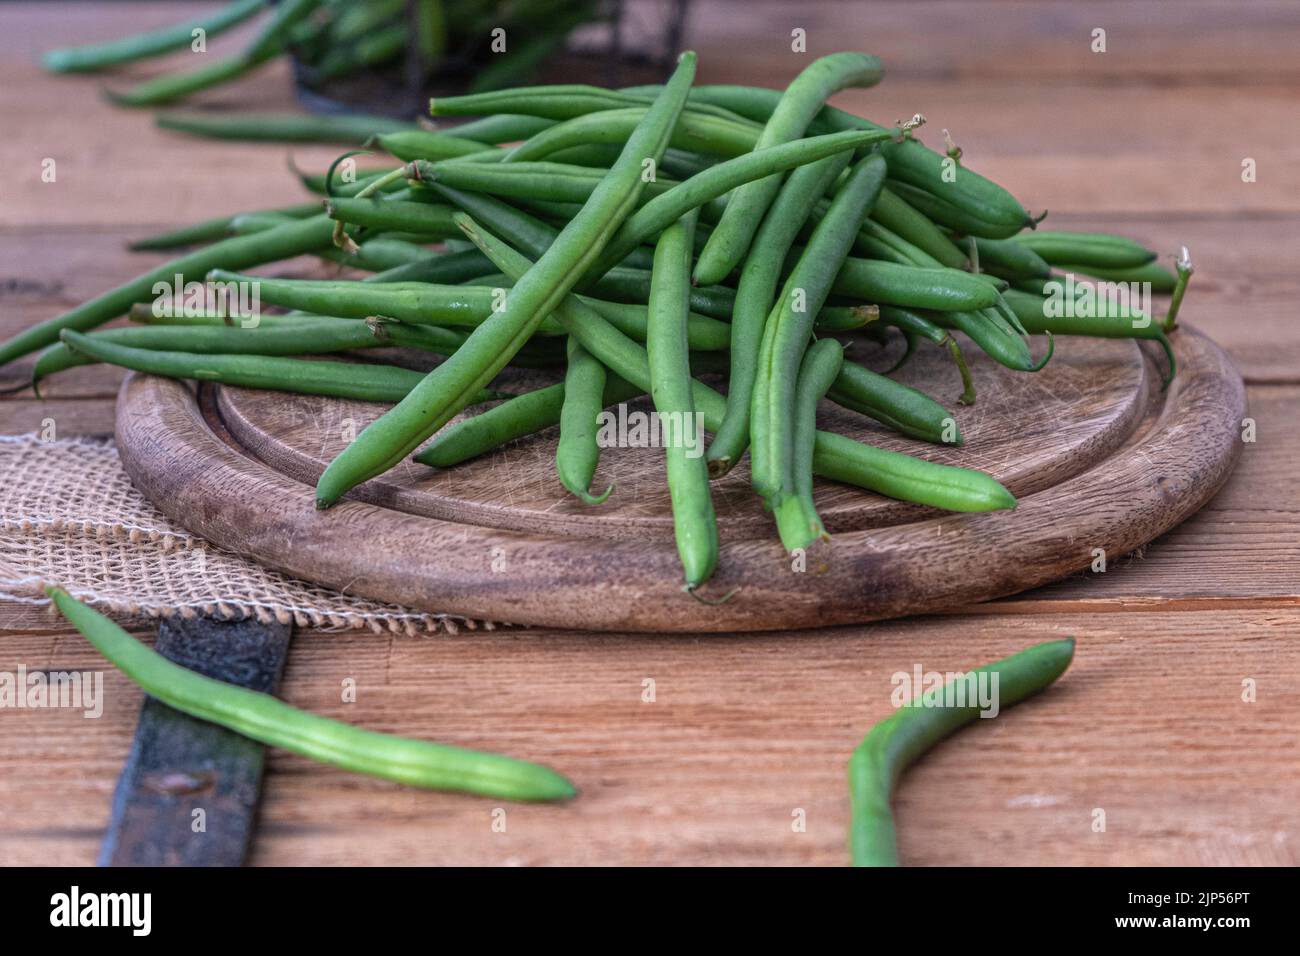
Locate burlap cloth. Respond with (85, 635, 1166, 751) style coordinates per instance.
(0, 432, 484, 634)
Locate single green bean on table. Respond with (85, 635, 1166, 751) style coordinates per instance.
(783, 337, 845, 551)
(752, 153, 887, 531)
(849, 638, 1075, 866)
(453, 215, 1017, 515)
(314, 52, 699, 510)
(58, 330, 504, 406)
(647, 210, 718, 589)
(693, 52, 885, 286)
(708, 150, 853, 478)
(47, 587, 574, 801)
(42, 0, 265, 73)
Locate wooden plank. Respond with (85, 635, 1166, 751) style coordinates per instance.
(0, 609, 1293, 866)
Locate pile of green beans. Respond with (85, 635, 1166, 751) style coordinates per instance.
(44, 0, 605, 114)
(6, 50, 1193, 595)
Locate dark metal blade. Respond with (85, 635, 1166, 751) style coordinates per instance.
(98, 615, 293, 867)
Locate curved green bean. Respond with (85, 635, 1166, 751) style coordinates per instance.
(694, 52, 884, 286)
(849, 638, 1075, 866)
(47, 587, 574, 801)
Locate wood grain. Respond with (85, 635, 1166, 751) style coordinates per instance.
(1, 609, 1294, 866)
(1, 0, 1297, 866)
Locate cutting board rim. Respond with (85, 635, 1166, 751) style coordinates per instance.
(114, 326, 1245, 632)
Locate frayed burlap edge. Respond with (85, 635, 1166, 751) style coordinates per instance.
(0, 433, 492, 635)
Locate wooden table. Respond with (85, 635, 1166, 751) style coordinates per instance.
(1, 1, 1296, 866)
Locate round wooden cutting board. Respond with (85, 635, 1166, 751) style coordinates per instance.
(115, 326, 1245, 632)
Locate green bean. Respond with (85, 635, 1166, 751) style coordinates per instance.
(207, 271, 560, 332)
(965, 236, 1052, 280)
(315, 53, 698, 509)
(694, 53, 885, 285)
(47, 587, 573, 801)
(413, 159, 682, 205)
(780, 338, 844, 551)
(59, 329, 505, 405)
(815, 304, 879, 333)
(421, 376, 643, 468)
(0, 214, 338, 369)
(828, 360, 961, 445)
(1042, 259, 1179, 293)
(885, 179, 1027, 239)
(458, 216, 1016, 514)
(1001, 288, 1175, 383)
(324, 197, 459, 237)
(849, 638, 1075, 866)
(869, 187, 969, 270)
(33, 319, 385, 390)
(830, 258, 1002, 312)
(557, 339, 614, 504)
(438, 114, 555, 145)
(107, 0, 321, 107)
(876, 306, 976, 405)
(432, 84, 757, 127)
(624, 83, 1031, 235)
(376, 129, 496, 162)
(1012, 230, 1157, 269)
(925, 306, 1042, 372)
(127, 203, 321, 252)
(156, 111, 413, 144)
(751, 154, 888, 508)
(708, 151, 853, 478)
(498, 107, 761, 161)
(369, 248, 492, 284)
(1164, 248, 1193, 332)
(586, 128, 897, 282)
(42, 0, 265, 73)
(647, 211, 717, 588)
